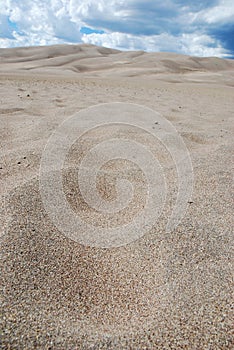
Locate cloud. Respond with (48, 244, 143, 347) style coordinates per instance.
(195, 0, 234, 24)
(0, 0, 81, 47)
(0, 0, 233, 57)
(82, 31, 227, 57)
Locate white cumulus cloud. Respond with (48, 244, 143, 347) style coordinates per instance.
(0, 0, 233, 57)
(82, 32, 227, 57)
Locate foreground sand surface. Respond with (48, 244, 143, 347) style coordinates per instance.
(1, 44, 234, 349)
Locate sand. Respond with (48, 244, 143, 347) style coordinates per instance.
(0, 44, 233, 349)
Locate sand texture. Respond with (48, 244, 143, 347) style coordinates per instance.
(1, 44, 234, 349)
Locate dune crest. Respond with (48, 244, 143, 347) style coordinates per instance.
(0, 44, 234, 84)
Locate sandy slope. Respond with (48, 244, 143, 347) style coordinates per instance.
(0, 45, 234, 349)
(1, 44, 234, 85)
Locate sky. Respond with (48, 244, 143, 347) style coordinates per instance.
(0, 0, 233, 58)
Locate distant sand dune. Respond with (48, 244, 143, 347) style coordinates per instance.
(1, 44, 234, 83)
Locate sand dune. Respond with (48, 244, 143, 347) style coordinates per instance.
(1, 44, 234, 84)
(1, 44, 234, 349)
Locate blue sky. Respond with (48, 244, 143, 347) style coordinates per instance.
(0, 0, 233, 58)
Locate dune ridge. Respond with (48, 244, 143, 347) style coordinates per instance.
(1, 44, 234, 83)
